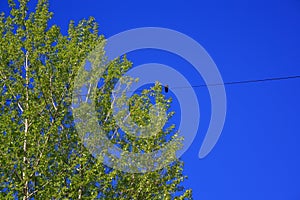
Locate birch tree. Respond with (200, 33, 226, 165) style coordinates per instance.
(0, 0, 193, 199)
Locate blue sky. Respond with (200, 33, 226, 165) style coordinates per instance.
(1, 0, 300, 199)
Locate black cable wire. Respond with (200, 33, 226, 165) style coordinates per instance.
(75, 75, 300, 96)
(172, 75, 300, 89)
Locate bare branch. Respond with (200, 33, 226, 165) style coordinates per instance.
(49, 76, 58, 111)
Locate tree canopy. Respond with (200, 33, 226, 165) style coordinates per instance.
(0, 0, 193, 199)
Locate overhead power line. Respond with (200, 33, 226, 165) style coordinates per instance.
(75, 75, 300, 96)
(172, 75, 300, 89)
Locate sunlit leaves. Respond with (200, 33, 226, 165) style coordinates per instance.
(0, 0, 192, 199)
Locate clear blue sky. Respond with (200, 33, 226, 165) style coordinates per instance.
(1, 0, 300, 199)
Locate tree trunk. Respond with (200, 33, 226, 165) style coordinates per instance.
(23, 52, 29, 200)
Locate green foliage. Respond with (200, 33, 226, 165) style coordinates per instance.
(0, 0, 193, 199)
